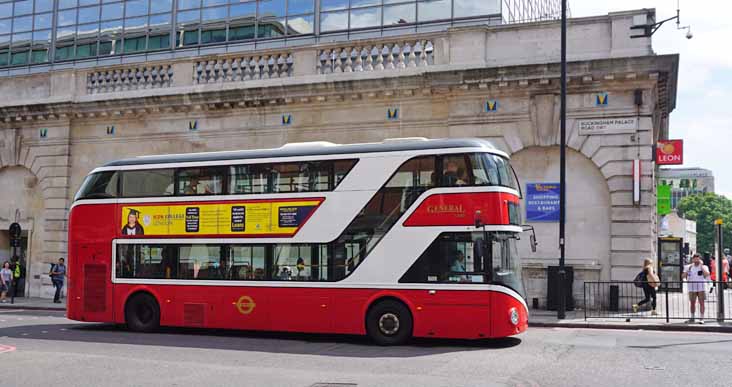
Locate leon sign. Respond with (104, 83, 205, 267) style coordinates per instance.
(656, 140, 683, 165)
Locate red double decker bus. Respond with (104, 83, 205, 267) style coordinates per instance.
(68, 138, 530, 345)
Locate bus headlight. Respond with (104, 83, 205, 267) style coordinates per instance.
(509, 308, 519, 326)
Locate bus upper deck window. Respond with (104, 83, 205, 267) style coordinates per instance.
(178, 167, 225, 195)
(121, 169, 175, 197)
(74, 171, 119, 200)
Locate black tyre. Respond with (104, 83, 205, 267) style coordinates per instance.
(366, 299, 413, 346)
(125, 293, 160, 333)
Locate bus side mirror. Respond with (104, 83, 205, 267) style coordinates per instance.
(522, 225, 538, 253)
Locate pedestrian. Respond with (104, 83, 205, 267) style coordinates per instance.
(0, 261, 11, 303)
(682, 253, 710, 324)
(702, 252, 712, 271)
(50, 258, 66, 304)
(10, 256, 23, 299)
(633, 258, 659, 315)
(709, 254, 730, 290)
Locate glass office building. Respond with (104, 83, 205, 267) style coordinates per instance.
(0, 0, 563, 69)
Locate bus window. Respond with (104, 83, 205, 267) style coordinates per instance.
(333, 159, 357, 187)
(229, 165, 269, 194)
(273, 244, 310, 280)
(480, 153, 501, 186)
(74, 171, 119, 200)
(271, 163, 307, 193)
(469, 154, 493, 185)
(399, 233, 488, 284)
(441, 155, 471, 186)
(307, 161, 332, 191)
(492, 155, 518, 190)
(116, 244, 168, 279)
(179, 244, 223, 279)
(178, 167, 225, 195)
(121, 169, 175, 197)
(230, 245, 266, 280)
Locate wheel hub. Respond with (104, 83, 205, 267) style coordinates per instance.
(378, 313, 400, 335)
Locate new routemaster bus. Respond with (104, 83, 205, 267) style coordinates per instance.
(68, 137, 531, 345)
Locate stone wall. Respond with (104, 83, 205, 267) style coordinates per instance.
(0, 10, 678, 299)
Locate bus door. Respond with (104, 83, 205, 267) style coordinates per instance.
(415, 234, 491, 338)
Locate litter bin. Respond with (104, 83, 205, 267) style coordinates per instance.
(546, 266, 574, 311)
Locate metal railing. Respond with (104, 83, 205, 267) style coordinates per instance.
(583, 281, 732, 322)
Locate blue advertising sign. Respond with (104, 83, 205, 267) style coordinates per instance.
(526, 183, 560, 222)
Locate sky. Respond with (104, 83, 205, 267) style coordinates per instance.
(571, 0, 732, 198)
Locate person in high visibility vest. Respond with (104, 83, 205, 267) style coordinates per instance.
(10, 256, 23, 299)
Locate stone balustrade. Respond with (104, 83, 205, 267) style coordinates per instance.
(194, 53, 294, 84)
(86, 64, 174, 94)
(317, 40, 434, 74)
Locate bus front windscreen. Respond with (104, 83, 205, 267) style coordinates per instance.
(490, 232, 525, 298)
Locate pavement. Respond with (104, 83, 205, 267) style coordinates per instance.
(0, 297, 65, 311)
(529, 309, 732, 333)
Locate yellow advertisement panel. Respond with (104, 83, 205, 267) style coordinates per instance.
(120, 199, 322, 237)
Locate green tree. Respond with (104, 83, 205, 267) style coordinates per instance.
(677, 193, 732, 255)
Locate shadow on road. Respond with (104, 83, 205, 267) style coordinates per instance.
(627, 338, 732, 349)
(0, 318, 522, 357)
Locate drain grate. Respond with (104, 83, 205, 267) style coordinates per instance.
(309, 383, 357, 387)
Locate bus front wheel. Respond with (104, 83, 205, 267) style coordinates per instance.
(125, 293, 160, 333)
(366, 299, 413, 346)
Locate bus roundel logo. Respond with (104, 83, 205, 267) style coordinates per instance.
(235, 295, 256, 315)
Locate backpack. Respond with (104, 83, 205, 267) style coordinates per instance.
(646, 269, 660, 288)
(633, 271, 646, 287)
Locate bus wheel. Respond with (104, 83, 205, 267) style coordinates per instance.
(125, 293, 160, 333)
(366, 300, 412, 346)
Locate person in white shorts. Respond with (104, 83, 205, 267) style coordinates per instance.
(682, 253, 710, 324)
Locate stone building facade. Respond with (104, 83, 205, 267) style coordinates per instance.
(0, 9, 678, 304)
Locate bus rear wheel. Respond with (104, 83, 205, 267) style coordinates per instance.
(125, 293, 160, 333)
(366, 300, 412, 346)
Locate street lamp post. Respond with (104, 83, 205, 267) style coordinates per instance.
(557, 0, 568, 320)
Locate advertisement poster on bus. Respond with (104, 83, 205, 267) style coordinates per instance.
(526, 183, 560, 222)
(120, 199, 323, 237)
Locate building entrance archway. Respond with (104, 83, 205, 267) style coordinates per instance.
(0, 166, 43, 297)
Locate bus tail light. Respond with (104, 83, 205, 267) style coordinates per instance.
(509, 308, 519, 326)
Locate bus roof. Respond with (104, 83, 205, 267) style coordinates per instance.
(102, 137, 503, 167)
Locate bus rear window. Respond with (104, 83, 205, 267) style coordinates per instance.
(74, 171, 119, 200)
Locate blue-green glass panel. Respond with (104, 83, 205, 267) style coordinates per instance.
(34, 0, 54, 13)
(30, 48, 48, 63)
(259, 0, 285, 18)
(79, 6, 101, 23)
(101, 3, 123, 20)
(59, 0, 78, 9)
(151, 0, 173, 13)
(34, 13, 53, 30)
(11, 50, 29, 65)
(125, 0, 148, 17)
(287, 0, 313, 15)
(14, 0, 34, 15)
(58, 9, 78, 26)
(12, 16, 33, 32)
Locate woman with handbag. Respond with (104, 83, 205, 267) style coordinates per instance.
(0, 261, 12, 302)
(633, 258, 660, 315)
